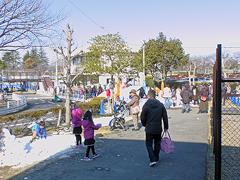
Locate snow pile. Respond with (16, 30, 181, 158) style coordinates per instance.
(0, 116, 121, 168)
(94, 116, 113, 126)
(0, 128, 75, 168)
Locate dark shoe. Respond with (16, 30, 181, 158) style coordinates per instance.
(132, 128, 139, 131)
(149, 162, 157, 167)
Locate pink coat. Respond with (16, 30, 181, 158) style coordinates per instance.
(71, 108, 83, 128)
(82, 120, 100, 140)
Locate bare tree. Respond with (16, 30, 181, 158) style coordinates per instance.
(190, 56, 214, 74)
(0, 0, 62, 51)
(54, 24, 83, 128)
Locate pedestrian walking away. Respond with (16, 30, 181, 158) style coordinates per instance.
(81, 110, 102, 161)
(141, 89, 169, 167)
(127, 89, 140, 131)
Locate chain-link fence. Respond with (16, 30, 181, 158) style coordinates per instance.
(212, 45, 240, 179)
(221, 46, 240, 179)
(222, 89, 240, 179)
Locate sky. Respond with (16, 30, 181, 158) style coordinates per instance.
(45, 0, 240, 62)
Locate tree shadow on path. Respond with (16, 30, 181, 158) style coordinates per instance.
(10, 137, 207, 180)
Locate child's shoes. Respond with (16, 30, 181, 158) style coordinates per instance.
(92, 154, 100, 159)
(81, 156, 92, 161)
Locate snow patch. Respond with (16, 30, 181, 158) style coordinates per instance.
(0, 128, 75, 168)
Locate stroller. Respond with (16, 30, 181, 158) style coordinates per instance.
(109, 100, 129, 131)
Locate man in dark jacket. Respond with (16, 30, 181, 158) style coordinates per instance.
(141, 89, 169, 167)
(180, 84, 192, 113)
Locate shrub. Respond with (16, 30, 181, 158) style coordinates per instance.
(146, 75, 154, 88)
(0, 107, 62, 123)
(77, 97, 104, 114)
(0, 98, 104, 123)
(12, 127, 22, 136)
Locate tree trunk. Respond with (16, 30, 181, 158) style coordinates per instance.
(65, 86, 71, 128)
(57, 108, 62, 127)
(65, 24, 73, 128)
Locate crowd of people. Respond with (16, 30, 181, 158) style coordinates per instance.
(29, 81, 215, 167)
(152, 83, 212, 114)
(57, 84, 104, 100)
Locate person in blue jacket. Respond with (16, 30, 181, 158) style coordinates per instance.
(30, 120, 47, 142)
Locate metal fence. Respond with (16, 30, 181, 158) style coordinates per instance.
(213, 44, 240, 180)
(0, 98, 27, 116)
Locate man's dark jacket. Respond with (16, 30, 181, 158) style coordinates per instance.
(141, 98, 169, 134)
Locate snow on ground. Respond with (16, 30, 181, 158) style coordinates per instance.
(94, 116, 113, 127)
(0, 116, 114, 168)
(0, 130, 76, 168)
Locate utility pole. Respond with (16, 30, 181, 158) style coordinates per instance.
(55, 60, 58, 90)
(1, 70, 3, 90)
(142, 42, 146, 83)
(188, 62, 192, 85)
(143, 43, 145, 76)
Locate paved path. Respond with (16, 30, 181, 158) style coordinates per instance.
(25, 94, 63, 112)
(11, 108, 208, 180)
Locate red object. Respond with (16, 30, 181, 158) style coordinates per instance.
(106, 89, 111, 97)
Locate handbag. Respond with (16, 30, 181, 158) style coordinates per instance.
(161, 131, 175, 153)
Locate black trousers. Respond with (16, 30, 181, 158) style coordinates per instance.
(86, 145, 96, 157)
(75, 135, 82, 145)
(145, 133, 162, 162)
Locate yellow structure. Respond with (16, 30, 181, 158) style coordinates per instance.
(115, 79, 121, 102)
(161, 80, 165, 91)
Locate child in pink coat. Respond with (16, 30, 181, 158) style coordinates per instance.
(81, 110, 101, 161)
(71, 104, 83, 147)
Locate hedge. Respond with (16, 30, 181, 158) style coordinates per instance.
(76, 97, 104, 113)
(146, 75, 154, 88)
(0, 107, 61, 123)
(0, 97, 104, 123)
